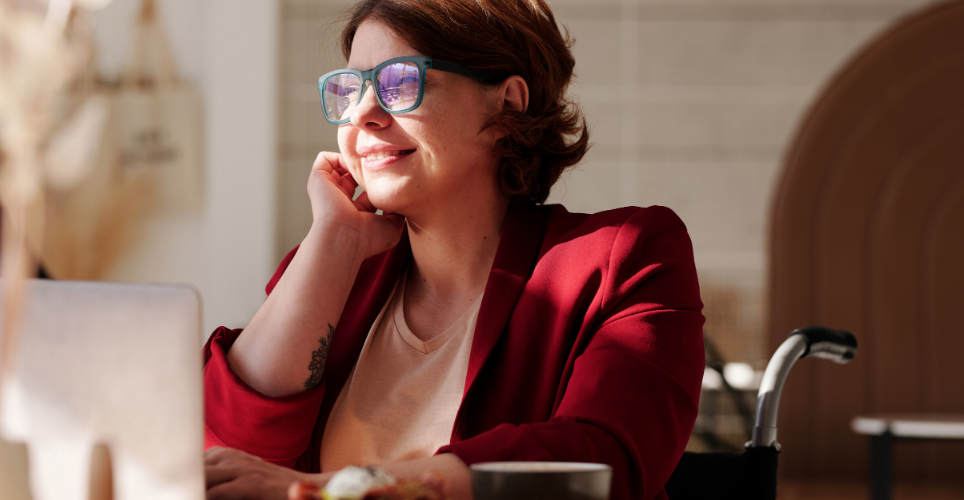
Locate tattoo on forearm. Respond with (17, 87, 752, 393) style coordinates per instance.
(303, 323, 334, 390)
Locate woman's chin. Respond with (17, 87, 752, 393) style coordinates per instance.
(365, 190, 408, 216)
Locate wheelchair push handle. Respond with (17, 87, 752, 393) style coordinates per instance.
(791, 326, 857, 364)
(749, 326, 857, 449)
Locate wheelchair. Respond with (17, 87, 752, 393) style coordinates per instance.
(665, 326, 858, 500)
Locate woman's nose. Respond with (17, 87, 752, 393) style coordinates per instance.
(350, 81, 391, 129)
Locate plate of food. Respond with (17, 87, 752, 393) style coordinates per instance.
(288, 466, 447, 500)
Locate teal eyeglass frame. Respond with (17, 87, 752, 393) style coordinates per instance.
(318, 55, 506, 124)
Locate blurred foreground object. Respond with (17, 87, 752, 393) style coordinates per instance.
(0, 279, 204, 500)
(0, 0, 110, 410)
(769, 0, 964, 485)
(2, 2, 125, 499)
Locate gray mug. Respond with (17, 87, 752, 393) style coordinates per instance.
(470, 462, 612, 500)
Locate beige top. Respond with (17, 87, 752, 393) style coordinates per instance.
(319, 270, 483, 472)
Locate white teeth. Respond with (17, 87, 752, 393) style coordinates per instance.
(364, 150, 401, 162)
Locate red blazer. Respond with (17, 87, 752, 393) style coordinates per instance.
(204, 201, 705, 500)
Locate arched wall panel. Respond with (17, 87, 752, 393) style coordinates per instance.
(768, 0, 964, 482)
(919, 174, 964, 480)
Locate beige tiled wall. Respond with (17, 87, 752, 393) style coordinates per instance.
(277, 0, 935, 365)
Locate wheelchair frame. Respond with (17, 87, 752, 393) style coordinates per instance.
(665, 326, 858, 500)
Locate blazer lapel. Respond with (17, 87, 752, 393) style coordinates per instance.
(463, 200, 546, 397)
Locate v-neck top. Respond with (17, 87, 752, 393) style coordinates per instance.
(318, 268, 483, 471)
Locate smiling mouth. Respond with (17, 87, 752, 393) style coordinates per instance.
(362, 150, 416, 162)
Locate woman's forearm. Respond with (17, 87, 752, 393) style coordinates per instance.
(226, 222, 367, 397)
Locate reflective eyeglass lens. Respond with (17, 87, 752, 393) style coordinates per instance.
(323, 73, 361, 122)
(377, 62, 421, 111)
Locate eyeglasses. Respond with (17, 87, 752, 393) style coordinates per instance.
(318, 56, 505, 124)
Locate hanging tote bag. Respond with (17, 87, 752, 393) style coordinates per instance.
(41, 0, 202, 280)
(114, 0, 202, 213)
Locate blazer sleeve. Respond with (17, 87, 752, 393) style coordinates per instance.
(439, 207, 705, 500)
(203, 245, 324, 468)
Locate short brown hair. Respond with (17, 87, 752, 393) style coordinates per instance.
(341, 0, 590, 204)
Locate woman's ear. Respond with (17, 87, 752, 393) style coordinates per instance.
(501, 75, 529, 114)
(482, 76, 529, 142)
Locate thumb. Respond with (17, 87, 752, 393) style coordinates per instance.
(382, 213, 406, 236)
(367, 212, 406, 256)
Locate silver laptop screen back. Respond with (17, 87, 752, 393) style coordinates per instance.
(1, 279, 204, 500)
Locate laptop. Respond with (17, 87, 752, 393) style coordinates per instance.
(0, 279, 204, 500)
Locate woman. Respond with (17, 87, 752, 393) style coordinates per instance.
(203, 1, 704, 499)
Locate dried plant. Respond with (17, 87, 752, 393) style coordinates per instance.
(0, 0, 112, 407)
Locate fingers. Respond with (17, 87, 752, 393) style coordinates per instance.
(206, 480, 244, 500)
(204, 448, 257, 488)
(353, 191, 377, 213)
(311, 151, 344, 174)
(205, 464, 238, 489)
(353, 192, 405, 234)
(288, 481, 323, 500)
(205, 446, 236, 465)
(311, 152, 358, 199)
(341, 167, 359, 188)
(335, 172, 358, 198)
